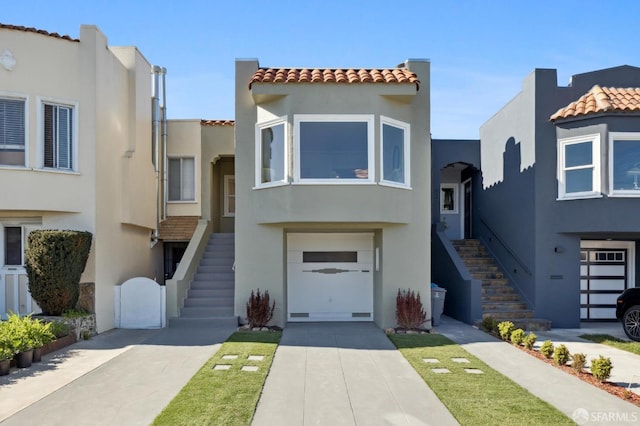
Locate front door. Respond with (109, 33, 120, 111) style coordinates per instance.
(287, 233, 373, 321)
(463, 179, 472, 239)
(212, 156, 234, 233)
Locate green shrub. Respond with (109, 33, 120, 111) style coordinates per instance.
(523, 332, 537, 350)
(28, 319, 55, 348)
(48, 320, 72, 339)
(246, 289, 275, 328)
(510, 328, 526, 346)
(553, 344, 571, 365)
(62, 309, 90, 319)
(590, 356, 613, 382)
(571, 353, 586, 372)
(540, 340, 554, 359)
(497, 321, 515, 341)
(4, 312, 34, 352)
(396, 289, 427, 329)
(25, 230, 92, 316)
(0, 321, 18, 360)
(480, 316, 497, 333)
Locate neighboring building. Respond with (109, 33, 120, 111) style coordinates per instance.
(433, 65, 640, 328)
(232, 59, 431, 328)
(0, 24, 163, 332)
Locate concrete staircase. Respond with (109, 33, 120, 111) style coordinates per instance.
(169, 233, 237, 328)
(451, 239, 551, 331)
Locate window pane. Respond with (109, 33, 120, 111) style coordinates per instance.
(261, 124, 285, 183)
(565, 142, 592, 168)
(299, 121, 368, 179)
(441, 187, 455, 210)
(382, 123, 405, 183)
(44, 104, 55, 167)
(303, 251, 358, 263)
(5, 227, 22, 265)
(168, 158, 181, 200)
(0, 98, 26, 166)
(566, 168, 593, 193)
(613, 140, 640, 190)
(181, 158, 195, 200)
(58, 107, 71, 169)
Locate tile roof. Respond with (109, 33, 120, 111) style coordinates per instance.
(249, 68, 420, 89)
(158, 216, 199, 241)
(0, 23, 79, 42)
(201, 119, 235, 126)
(551, 85, 640, 121)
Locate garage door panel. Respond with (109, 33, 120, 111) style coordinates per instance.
(588, 265, 625, 276)
(587, 293, 620, 305)
(587, 308, 617, 320)
(588, 280, 625, 291)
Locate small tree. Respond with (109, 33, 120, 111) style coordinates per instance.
(246, 289, 275, 328)
(396, 289, 427, 329)
(25, 230, 92, 316)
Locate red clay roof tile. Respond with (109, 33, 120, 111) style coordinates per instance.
(249, 67, 420, 89)
(0, 23, 79, 42)
(551, 85, 640, 121)
(201, 119, 235, 126)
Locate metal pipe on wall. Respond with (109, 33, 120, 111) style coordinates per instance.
(151, 65, 162, 243)
(161, 67, 168, 221)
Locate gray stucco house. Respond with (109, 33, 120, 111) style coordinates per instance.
(233, 59, 431, 328)
(433, 65, 640, 328)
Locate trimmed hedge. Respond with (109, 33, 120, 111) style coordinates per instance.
(25, 230, 92, 316)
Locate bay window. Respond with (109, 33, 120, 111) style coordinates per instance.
(557, 134, 600, 199)
(381, 116, 410, 187)
(256, 118, 287, 187)
(610, 133, 640, 196)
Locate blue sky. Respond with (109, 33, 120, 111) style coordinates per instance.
(3, 1, 639, 139)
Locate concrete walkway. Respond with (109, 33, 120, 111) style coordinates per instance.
(252, 322, 458, 426)
(437, 316, 640, 425)
(0, 325, 235, 425)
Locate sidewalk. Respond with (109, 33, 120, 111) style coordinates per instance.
(437, 316, 640, 424)
(0, 325, 235, 425)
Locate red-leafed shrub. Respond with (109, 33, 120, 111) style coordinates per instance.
(246, 289, 275, 328)
(396, 288, 427, 329)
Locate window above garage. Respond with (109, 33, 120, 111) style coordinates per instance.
(609, 132, 640, 197)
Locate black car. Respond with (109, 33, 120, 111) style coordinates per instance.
(616, 288, 640, 342)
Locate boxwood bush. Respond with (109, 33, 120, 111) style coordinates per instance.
(25, 230, 92, 316)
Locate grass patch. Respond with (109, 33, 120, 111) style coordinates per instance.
(389, 334, 573, 426)
(579, 334, 640, 356)
(153, 331, 281, 426)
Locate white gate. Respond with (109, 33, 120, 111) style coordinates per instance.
(0, 268, 35, 318)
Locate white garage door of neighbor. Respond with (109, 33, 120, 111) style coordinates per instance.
(287, 233, 373, 322)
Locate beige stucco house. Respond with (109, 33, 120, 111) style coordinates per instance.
(0, 24, 163, 332)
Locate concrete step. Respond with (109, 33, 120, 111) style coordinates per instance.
(180, 306, 234, 318)
(482, 293, 521, 302)
(472, 272, 504, 280)
(189, 288, 234, 298)
(481, 285, 516, 294)
(191, 280, 234, 290)
(202, 251, 234, 259)
(199, 257, 234, 267)
(461, 258, 495, 265)
(184, 297, 234, 307)
(169, 316, 238, 328)
(194, 272, 235, 281)
(482, 302, 528, 311)
(481, 278, 510, 286)
(451, 239, 481, 247)
(197, 265, 234, 274)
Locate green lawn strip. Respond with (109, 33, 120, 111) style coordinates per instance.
(579, 334, 640, 356)
(389, 334, 573, 426)
(153, 331, 282, 426)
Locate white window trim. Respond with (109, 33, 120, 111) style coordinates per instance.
(36, 96, 79, 172)
(609, 132, 640, 197)
(255, 116, 288, 189)
(167, 156, 197, 203)
(0, 91, 29, 168)
(0, 219, 42, 268)
(440, 183, 459, 214)
(293, 114, 375, 184)
(557, 133, 601, 200)
(380, 116, 411, 188)
(223, 175, 235, 217)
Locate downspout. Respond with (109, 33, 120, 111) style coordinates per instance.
(161, 67, 168, 221)
(151, 65, 162, 247)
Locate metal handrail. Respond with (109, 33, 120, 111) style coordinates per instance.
(478, 216, 532, 276)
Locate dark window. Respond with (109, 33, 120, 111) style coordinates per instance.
(5, 227, 22, 265)
(303, 251, 358, 263)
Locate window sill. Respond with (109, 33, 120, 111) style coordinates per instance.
(556, 193, 603, 201)
(0, 165, 30, 171)
(253, 181, 289, 190)
(291, 180, 375, 185)
(608, 192, 640, 198)
(379, 181, 412, 190)
(33, 168, 80, 176)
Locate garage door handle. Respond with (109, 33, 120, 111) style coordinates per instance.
(303, 268, 357, 274)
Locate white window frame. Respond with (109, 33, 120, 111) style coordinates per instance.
(609, 132, 640, 197)
(37, 96, 78, 172)
(0, 220, 42, 267)
(557, 134, 601, 200)
(293, 114, 375, 184)
(223, 175, 235, 217)
(255, 117, 288, 188)
(440, 183, 459, 214)
(168, 156, 196, 202)
(380, 116, 411, 188)
(0, 92, 29, 169)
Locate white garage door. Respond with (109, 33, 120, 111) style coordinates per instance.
(287, 233, 373, 322)
(580, 241, 634, 320)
